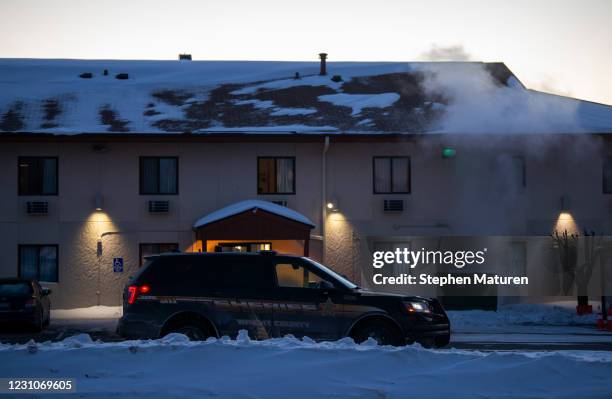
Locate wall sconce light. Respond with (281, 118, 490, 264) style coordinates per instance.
(326, 198, 339, 212)
(560, 195, 570, 213)
(95, 193, 104, 211)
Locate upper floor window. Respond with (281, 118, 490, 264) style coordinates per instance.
(373, 156, 410, 194)
(18, 157, 58, 195)
(604, 157, 612, 194)
(258, 157, 295, 194)
(501, 155, 526, 193)
(140, 157, 178, 195)
(19, 244, 58, 283)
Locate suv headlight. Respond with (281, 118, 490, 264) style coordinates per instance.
(403, 301, 432, 314)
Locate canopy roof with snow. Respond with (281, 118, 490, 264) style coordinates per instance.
(193, 200, 315, 228)
(1, 58, 611, 135)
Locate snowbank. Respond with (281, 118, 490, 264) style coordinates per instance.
(0, 331, 610, 398)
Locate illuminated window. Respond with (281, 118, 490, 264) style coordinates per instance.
(215, 242, 271, 253)
(19, 245, 58, 282)
(373, 156, 410, 194)
(140, 157, 178, 195)
(139, 243, 179, 266)
(18, 157, 58, 195)
(258, 157, 295, 194)
(604, 157, 612, 194)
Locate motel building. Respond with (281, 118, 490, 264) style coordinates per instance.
(1, 56, 612, 309)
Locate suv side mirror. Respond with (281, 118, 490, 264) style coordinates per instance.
(41, 287, 52, 296)
(319, 280, 335, 291)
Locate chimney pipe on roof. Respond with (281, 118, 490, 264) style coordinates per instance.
(319, 53, 328, 75)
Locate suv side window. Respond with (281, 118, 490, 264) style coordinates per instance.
(275, 261, 331, 289)
(218, 257, 274, 290)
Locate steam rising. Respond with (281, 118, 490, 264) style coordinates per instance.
(420, 44, 472, 61)
(418, 63, 583, 134)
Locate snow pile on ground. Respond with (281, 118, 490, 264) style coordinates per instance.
(0, 331, 610, 398)
(52, 305, 123, 320)
(449, 302, 598, 332)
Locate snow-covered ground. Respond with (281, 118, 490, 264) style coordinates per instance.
(0, 332, 611, 398)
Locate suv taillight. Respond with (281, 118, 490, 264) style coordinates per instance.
(127, 285, 150, 304)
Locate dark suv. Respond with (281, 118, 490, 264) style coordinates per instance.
(118, 252, 450, 347)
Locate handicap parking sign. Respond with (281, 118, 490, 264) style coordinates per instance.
(113, 257, 124, 273)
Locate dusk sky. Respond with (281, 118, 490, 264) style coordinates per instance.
(0, 0, 610, 105)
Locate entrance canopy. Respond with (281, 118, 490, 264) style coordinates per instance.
(193, 200, 315, 256)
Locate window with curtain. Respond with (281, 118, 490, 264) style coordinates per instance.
(140, 157, 178, 194)
(257, 157, 295, 194)
(139, 243, 179, 266)
(19, 245, 58, 282)
(18, 157, 58, 195)
(604, 157, 612, 194)
(373, 156, 410, 194)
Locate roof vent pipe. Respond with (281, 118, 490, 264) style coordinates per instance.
(319, 53, 328, 75)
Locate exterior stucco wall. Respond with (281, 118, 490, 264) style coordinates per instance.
(0, 135, 611, 308)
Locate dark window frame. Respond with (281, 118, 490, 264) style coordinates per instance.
(372, 156, 411, 194)
(139, 156, 179, 195)
(257, 156, 296, 195)
(17, 156, 59, 196)
(604, 157, 612, 194)
(17, 244, 59, 283)
(139, 243, 179, 266)
(512, 155, 527, 191)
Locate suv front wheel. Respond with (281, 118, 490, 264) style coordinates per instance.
(351, 320, 402, 346)
(170, 325, 208, 341)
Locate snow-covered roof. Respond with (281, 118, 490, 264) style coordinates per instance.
(1, 58, 611, 135)
(193, 200, 315, 228)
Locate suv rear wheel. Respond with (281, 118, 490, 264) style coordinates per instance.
(351, 320, 402, 346)
(161, 315, 215, 341)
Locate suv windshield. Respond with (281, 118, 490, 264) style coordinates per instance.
(0, 282, 32, 296)
(302, 258, 358, 289)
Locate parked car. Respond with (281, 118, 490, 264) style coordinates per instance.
(118, 252, 450, 347)
(0, 278, 51, 331)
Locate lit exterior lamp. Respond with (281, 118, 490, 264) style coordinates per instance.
(326, 198, 338, 212)
(95, 193, 104, 211)
(555, 195, 578, 235)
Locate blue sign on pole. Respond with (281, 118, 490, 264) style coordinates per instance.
(113, 257, 124, 273)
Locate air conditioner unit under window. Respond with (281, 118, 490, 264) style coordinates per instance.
(148, 200, 169, 213)
(26, 201, 48, 215)
(383, 199, 404, 212)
